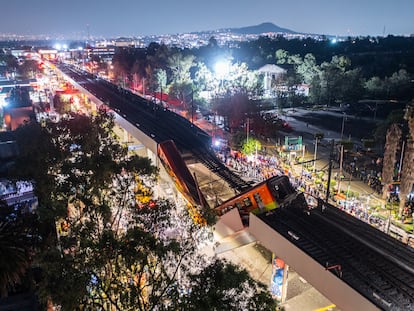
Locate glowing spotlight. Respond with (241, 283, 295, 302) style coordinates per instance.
(214, 61, 230, 77)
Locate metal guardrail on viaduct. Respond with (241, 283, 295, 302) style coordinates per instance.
(56, 63, 251, 192)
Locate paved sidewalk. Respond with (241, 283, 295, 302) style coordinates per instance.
(214, 230, 338, 311)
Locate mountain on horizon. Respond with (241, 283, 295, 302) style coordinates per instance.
(219, 22, 298, 35)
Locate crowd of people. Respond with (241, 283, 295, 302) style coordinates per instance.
(214, 141, 413, 239)
(340, 151, 384, 195)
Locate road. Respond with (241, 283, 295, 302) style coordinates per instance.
(278, 108, 384, 203)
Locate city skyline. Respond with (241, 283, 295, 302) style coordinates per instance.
(1, 0, 414, 39)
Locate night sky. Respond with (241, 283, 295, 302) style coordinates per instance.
(2, 0, 413, 38)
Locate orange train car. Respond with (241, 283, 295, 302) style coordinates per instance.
(157, 140, 209, 224)
(215, 175, 296, 225)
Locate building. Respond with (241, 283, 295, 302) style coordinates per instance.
(2, 86, 35, 130)
(257, 64, 287, 96)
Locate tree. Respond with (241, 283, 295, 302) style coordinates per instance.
(194, 61, 215, 93)
(211, 92, 256, 131)
(275, 49, 289, 65)
(373, 109, 405, 146)
(153, 68, 167, 92)
(311, 56, 351, 106)
(0, 200, 39, 297)
(339, 68, 364, 103)
(242, 138, 262, 157)
(167, 52, 195, 85)
(381, 124, 402, 199)
(166, 52, 196, 112)
(11, 110, 277, 310)
(274, 70, 304, 108)
(207, 36, 218, 48)
(129, 44, 170, 94)
(365, 76, 386, 99)
(228, 62, 263, 97)
(296, 53, 320, 84)
(388, 69, 412, 100)
(168, 81, 194, 112)
(399, 105, 414, 214)
(53, 94, 72, 114)
(0, 53, 18, 76)
(112, 48, 136, 86)
(180, 259, 277, 311)
(18, 59, 40, 79)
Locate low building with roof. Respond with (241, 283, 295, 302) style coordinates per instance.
(257, 64, 287, 96)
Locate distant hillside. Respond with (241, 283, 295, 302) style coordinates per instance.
(223, 22, 298, 35)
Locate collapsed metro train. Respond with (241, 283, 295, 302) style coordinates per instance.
(157, 140, 298, 226)
(215, 175, 297, 225)
(157, 140, 209, 225)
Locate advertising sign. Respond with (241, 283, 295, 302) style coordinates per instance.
(270, 254, 288, 301)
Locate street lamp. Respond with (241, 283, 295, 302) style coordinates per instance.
(246, 117, 250, 142)
(214, 61, 230, 77)
(337, 144, 344, 195)
(214, 60, 230, 93)
(191, 87, 194, 124)
(340, 113, 346, 141)
(313, 136, 319, 173)
(345, 169, 353, 202)
(313, 133, 324, 172)
(398, 140, 406, 179)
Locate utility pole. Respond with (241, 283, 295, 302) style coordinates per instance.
(142, 78, 145, 96)
(398, 140, 405, 180)
(246, 117, 250, 142)
(313, 133, 324, 173)
(340, 114, 346, 141)
(325, 140, 335, 203)
(191, 88, 194, 124)
(301, 144, 306, 176)
(337, 144, 344, 195)
(313, 136, 319, 172)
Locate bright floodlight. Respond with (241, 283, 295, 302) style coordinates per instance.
(63, 44, 68, 50)
(214, 61, 229, 77)
(0, 97, 7, 107)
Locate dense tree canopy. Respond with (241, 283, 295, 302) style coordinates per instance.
(5, 109, 277, 310)
(109, 35, 414, 119)
(0, 200, 39, 297)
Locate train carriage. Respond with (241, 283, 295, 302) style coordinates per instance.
(157, 140, 209, 225)
(215, 175, 296, 225)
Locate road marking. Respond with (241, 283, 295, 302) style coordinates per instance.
(313, 304, 336, 311)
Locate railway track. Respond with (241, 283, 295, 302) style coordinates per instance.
(191, 148, 252, 192)
(58, 64, 250, 192)
(260, 199, 414, 310)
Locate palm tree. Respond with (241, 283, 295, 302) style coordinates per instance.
(0, 201, 34, 297)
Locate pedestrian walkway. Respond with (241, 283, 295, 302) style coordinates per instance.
(213, 230, 339, 311)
